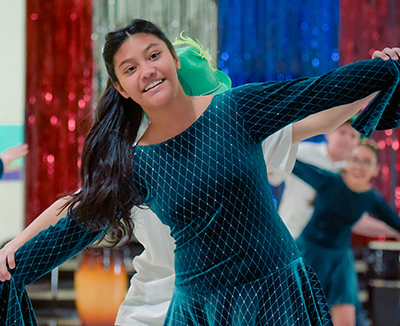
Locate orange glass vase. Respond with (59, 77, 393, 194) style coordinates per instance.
(74, 248, 128, 326)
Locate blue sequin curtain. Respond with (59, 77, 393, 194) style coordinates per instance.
(217, 0, 340, 86)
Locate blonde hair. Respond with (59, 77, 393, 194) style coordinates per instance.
(358, 138, 380, 164)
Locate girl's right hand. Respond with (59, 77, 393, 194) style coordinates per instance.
(0, 243, 16, 282)
(372, 47, 400, 60)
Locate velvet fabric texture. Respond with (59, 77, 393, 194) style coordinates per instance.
(0, 216, 104, 325)
(1, 58, 400, 325)
(134, 59, 400, 324)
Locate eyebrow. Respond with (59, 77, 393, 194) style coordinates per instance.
(118, 42, 160, 69)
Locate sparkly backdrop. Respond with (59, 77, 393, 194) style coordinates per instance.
(217, 0, 339, 144)
(340, 0, 400, 204)
(25, 0, 93, 225)
(25, 0, 400, 242)
(217, 0, 340, 86)
(339, 0, 400, 245)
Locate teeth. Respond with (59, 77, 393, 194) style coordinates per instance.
(145, 80, 162, 92)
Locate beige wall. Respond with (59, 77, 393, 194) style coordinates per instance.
(0, 0, 26, 245)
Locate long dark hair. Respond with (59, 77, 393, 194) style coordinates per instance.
(65, 19, 176, 242)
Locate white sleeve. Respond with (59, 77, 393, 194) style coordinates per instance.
(115, 207, 175, 326)
(262, 124, 297, 173)
(262, 124, 298, 186)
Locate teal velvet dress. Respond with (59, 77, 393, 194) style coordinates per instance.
(0, 159, 4, 179)
(293, 160, 400, 306)
(133, 89, 330, 325)
(2, 58, 400, 326)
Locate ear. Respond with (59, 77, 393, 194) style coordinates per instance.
(175, 56, 181, 70)
(372, 165, 380, 178)
(113, 82, 130, 99)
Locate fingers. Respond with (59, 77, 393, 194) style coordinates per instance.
(7, 251, 15, 269)
(372, 47, 400, 61)
(0, 144, 29, 173)
(0, 247, 16, 282)
(14, 143, 29, 157)
(0, 144, 29, 161)
(5, 144, 29, 160)
(0, 270, 11, 282)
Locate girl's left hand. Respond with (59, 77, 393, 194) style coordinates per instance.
(0, 144, 28, 173)
(372, 47, 400, 61)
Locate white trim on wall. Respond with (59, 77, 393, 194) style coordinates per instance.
(0, 0, 26, 246)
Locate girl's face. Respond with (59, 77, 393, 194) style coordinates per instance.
(345, 145, 379, 186)
(113, 33, 181, 110)
(326, 123, 360, 161)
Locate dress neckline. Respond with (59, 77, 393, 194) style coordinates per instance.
(135, 95, 217, 149)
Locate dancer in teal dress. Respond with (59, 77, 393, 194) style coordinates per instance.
(294, 141, 400, 326)
(1, 19, 400, 326)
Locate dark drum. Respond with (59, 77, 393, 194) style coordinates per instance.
(367, 241, 400, 326)
(367, 241, 400, 280)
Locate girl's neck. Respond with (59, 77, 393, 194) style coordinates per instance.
(138, 95, 212, 146)
(327, 147, 345, 162)
(341, 172, 372, 193)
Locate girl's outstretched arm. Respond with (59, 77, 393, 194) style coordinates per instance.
(235, 49, 400, 144)
(0, 212, 105, 325)
(291, 91, 377, 143)
(352, 214, 400, 241)
(292, 47, 400, 143)
(0, 197, 70, 282)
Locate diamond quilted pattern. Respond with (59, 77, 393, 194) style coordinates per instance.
(2, 58, 400, 325)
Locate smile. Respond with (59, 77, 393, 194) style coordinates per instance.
(144, 79, 164, 92)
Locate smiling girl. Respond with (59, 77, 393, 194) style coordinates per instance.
(1, 19, 400, 326)
(294, 141, 400, 326)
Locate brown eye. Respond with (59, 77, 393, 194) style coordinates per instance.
(150, 52, 160, 60)
(125, 66, 136, 74)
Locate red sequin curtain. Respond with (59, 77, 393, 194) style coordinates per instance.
(340, 0, 400, 246)
(25, 0, 93, 226)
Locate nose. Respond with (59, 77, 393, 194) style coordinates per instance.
(140, 62, 155, 79)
